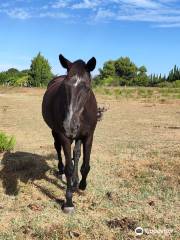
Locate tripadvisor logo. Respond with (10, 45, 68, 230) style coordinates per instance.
(135, 226, 173, 236)
(135, 227, 143, 236)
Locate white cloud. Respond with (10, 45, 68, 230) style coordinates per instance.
(39, 12, 69, 19)
(72, 0, 100, 9)
(94, 0, 180, 27)
(119, 0, 161, 8)
(52, 0, 69, 9)
(95, 8, 115, 19)
(6, 8, 31, 19)
(0, 0, 180, 27)
(116, 11, 180, 23)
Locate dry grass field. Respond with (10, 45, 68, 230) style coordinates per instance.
(0, 86, 179, 240)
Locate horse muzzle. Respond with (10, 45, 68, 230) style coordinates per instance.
(63, 120, 80, 139)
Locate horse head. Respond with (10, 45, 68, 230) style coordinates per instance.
(59, 54, 96, 138)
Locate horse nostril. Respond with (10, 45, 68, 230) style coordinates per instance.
(70, 118, 80, 133)
(75, 124, 80, 130)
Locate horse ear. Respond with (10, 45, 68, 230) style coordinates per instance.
(59, 54, 72, 70)
(86, 57, 96, 72)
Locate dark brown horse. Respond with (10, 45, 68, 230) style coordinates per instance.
(42, 54, 97, 213)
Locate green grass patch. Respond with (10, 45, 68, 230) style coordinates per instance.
(0, 131, 16, 152)
(93, 86, 180, 99)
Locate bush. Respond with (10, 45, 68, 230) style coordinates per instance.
(0, 69, 29, 86)
(157, 80, 180, 88)
(14, 76, 29, 87)
(0, 132, 16, 152)
(157, 81, 173, 88)
(171, 80, 180, 88)
(102, 76, 118, 86)
(92, 75, 102, 87)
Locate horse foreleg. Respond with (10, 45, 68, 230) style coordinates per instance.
(72, 140, 81, 192)
(62, 140, 74, 213)
(79, 135, 93, 191)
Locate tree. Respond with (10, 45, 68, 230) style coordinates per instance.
(0, 72, 7, 85)
(0, 69, 19, 86)
(135, 66, 149, 86)
(99, 60, 115, 79)
(92, 74, 102, 86)
(138, 66, 147, 74)
(6, 68, 19, 74)
(114, 57, 138, 84)
(167, 65, 180, 82)
(28, 52, 53, 87)
(98, 57, 139, 86)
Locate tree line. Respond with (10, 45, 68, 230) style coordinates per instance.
(94, 57, 180, 87)
(0, 53, 53, 87)
(0, 53, 180, 87)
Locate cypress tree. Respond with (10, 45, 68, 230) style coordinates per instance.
(28, 52, 53, 87)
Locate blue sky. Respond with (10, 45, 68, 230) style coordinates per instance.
(0, 0, 180, 76)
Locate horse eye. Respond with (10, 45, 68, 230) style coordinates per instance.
(85, 86, 90, 92)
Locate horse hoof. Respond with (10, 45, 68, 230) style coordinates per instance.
(79, 181, 86, 191)
(77, 189, 86, 196)
(59, 174, 66, 183)
(62, 206, 75, 214)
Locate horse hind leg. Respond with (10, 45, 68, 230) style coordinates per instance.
(79, 135, 93, 191)
(72, 140, 81, 192)
(52, 130, 64, 175)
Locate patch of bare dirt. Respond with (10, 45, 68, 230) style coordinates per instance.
(106, 217, 137, 231)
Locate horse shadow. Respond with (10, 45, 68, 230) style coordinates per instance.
(0, 151, 65, 206)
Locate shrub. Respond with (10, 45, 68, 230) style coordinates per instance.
(14, 76, 29, 87)
(102, 76, 117, 86)
(171, 80, 180, 88)
(157, 81, 173, 88)
(157, 80, 180, 88)
(0, 132, 16, 152)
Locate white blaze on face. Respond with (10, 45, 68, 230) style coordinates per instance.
(66, 75, 82, 128)
(73, 75, 82, 87)
(64, 75, 84, 133)
(67, 102, 73, 129)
